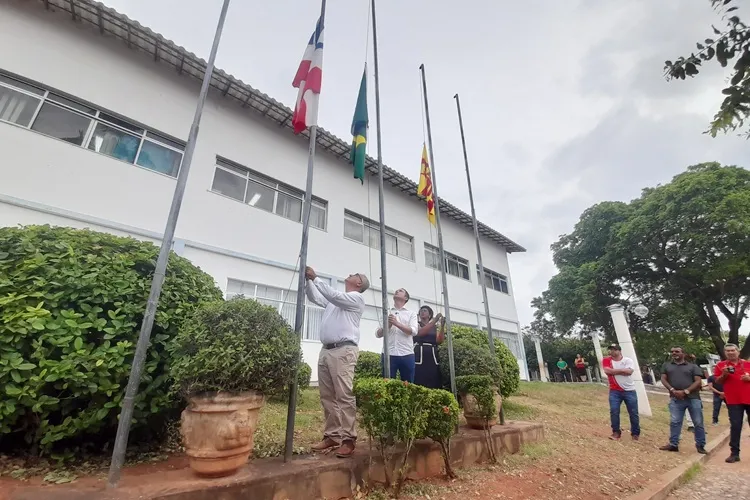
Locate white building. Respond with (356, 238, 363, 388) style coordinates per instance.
(0, 0, 528, 382)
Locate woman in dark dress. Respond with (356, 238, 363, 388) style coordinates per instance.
(413, 305, 445, 389)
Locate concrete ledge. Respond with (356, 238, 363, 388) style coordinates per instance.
(625, 428, 731, 500)
(8, 422, 544, 500)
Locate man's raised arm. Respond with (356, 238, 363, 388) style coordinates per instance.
(312, 278, 363, 311)
(306, 278, 329, 308)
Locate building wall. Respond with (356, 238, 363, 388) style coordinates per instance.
(0, 1, 528, 381)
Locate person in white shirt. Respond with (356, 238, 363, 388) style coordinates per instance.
(304, 266, 368, 459)
(376, 288, 418, 382)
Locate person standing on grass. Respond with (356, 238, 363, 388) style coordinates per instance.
(714, 343, 750, 463)
(603, 344, 640, 441)
(376, 288, 418, 382)
(557, 357, 569, 382)
(659, 347, 707, 454)
(707, 372, 725, 426)
(305, 267, 368, 459)
(574, 354, 587, 382)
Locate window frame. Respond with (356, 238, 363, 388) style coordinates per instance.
(424, 243, 471, 281)
(343, 210, 415, 261)
(0, 71, 185, 178)
(476, 265, 510, 294)
(211, 156, 328, 231)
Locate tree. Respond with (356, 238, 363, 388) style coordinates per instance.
(538, 163, 750, 358)
(665, 0, 750, 137)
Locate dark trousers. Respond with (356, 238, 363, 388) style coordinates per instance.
(728, 404, 750, 457)
(713, 394, 724, 424)
(381, 353, 415, 382)
(609, 390, 640, 436)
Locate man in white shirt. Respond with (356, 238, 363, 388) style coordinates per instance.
(305, 266, 368, 458)
(603, 344, 640, 441)
(376, 288, 419, 382)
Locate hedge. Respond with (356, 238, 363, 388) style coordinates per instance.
(0, 225, 222, 452)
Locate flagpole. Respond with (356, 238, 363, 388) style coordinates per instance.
(106, 0, 232, 487)
(371, 0, 391, 378)
(454, 94, 494, 353)
(419, 64, 457, 399)
(284, 0, 327, 463)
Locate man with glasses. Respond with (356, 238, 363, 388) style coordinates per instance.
(376, 288, 418, 382)
(659, 346, 707, 454)
(305, 267, 368, 459)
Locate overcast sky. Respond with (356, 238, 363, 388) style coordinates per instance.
(102, 0, 747, 328)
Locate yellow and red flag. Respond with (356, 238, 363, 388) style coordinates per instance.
(417, 144, 436, 226)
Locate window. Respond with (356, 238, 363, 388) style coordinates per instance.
(477, 266, 509, 294)
(0, 72, 184, 176)
(343, 211, 414, 260)
(211, 158, 328, 230)
(226, 279, 328, 340)
(424, 244, 470, 280)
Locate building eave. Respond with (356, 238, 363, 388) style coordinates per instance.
(36, 0, 526, 253)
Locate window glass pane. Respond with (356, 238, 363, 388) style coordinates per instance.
(216, 160, 247, 176)
(447, 259, 459, 277)
(309, 204, 327, 230)
(305, 306, 324, 340)
(344, 217, 364, 242)
(256, 285, 281, 301)
(87, 122, 140, 163)
(212, 167, 247, 202)
(367, 226, 381, 250)
(0, 75, 45, 95)
(276, 191, 303, 222)
(0, 86, 40, 127)
(47, 94, 96, 115)
(97, 113, 144, 134)
(146, 131, 184, 150)
(136, 140, 182, 177)
(425, 248, 439, 269)
(397, 236, 413, 260)
(501, 280, 509, 294)
(385, 233, 397, 255)
(31, 102, 92, 146)
(245, 179, 275, 212)
(459, 263, 470, 280)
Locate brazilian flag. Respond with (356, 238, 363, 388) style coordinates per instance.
(350, 68, 368, 184)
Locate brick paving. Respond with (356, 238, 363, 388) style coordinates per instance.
(668, 433, 750, 499)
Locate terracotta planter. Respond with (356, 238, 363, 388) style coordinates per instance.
(461, 391, 502, 430)
(181, 391, 265, 477)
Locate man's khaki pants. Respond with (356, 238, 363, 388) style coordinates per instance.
(318, 344, 359, 443)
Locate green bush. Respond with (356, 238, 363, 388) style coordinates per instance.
(354, 350, 381, 383)
(0, 225, 222, 451)
(439, 338, 502, 390)
(169, 297, 300, 397)
(422, 389, 460, 479)
(452, 325, 520, 398)
(456, 375, 496, 419)
(297, 362, 312, 392)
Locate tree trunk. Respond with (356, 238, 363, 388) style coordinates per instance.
(696, 302, 726, 359)
(741, 337, 750, 359)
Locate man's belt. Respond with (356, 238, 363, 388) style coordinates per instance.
(322, 340, 357, 350)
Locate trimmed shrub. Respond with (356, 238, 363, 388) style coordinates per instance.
(354, 350, 381, 383)
(452, 325, 520, 398)
(456, 374, 498, 462)
(169, 297, 300, 397)
(438, 338, 502, 390)
(0, 225, 222, 452)
(422, 389, 460, 479)
(297, 362, 312, 392)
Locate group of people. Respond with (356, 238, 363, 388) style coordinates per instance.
(303, 266, 446, 459)
(552, 354, 588, 382)
(605, 343, 750, 464)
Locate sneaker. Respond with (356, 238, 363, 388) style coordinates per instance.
(659, 444, 679, 452)
(609, 432, 622, 441)
(712, 422, 719, 427)
(632, 434, 640, 441)
(696, 447, 707, 454)
(725, 455, 741, 463)
(335, 440, 355, 458)
(311, 437, 339, 452)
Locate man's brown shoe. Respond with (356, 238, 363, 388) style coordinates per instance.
(335, 441, 355, 458)
(311, 438, 338, 452)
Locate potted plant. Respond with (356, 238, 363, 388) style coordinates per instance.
(169, 297, 300, 477)
(456, 375, 500, 462)
(439, 338, 503, 428)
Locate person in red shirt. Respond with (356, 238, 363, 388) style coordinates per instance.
(714, 343, 750, 463)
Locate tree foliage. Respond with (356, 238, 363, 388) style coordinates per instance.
(665, 0, 750, 137)
(535, 163, 750, 358)
(0, 225, 222, 452)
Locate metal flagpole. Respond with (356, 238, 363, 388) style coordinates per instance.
(371, 0, 390, 378)
(284, 0, 327, 463)
(454, 94, 494, 353)
(420, 64, 457, 399)
(106, 0, 232, 487)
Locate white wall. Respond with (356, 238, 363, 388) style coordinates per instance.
(0, 1, 528, 380)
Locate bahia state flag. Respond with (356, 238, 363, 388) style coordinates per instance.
(350, 68, 368, 184)
(292, 16, 324, 135)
